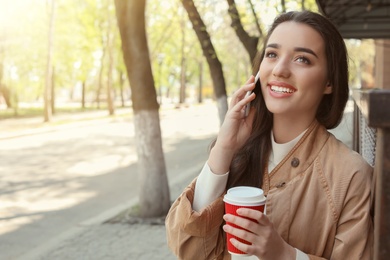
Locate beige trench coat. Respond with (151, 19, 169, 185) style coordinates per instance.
(165, 121, 374, 260)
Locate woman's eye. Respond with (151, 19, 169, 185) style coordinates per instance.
(265, 51, 277, 58)
(296, 56, 310, 64)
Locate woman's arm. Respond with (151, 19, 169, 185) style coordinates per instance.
(329, 166, 374, 259)
(306, 162, 374, 260)
(193, 162, 229, 211)
(165, 178, 227, 259)
(166, 75, 258, 259)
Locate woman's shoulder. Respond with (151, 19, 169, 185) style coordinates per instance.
(320, 132, 373, 182)
(316, 132, 373, 215)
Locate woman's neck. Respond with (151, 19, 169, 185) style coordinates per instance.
(272, 115, 314, 143)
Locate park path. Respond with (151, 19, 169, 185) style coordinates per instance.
(0, 102, 220, 260)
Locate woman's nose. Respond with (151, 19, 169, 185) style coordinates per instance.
(272, 59, 291, 78)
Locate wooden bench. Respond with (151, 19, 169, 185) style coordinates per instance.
(352, 88, 390, 260)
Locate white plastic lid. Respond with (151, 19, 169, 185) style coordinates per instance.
(223, 186, 266, 206)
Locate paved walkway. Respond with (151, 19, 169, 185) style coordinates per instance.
(20, 172, 192, 260)
(2, 101, 354, 260)
(0, 104, 202, 260)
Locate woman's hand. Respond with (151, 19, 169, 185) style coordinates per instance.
(207, 75, 257, 174)
(223, 208, 296, 260)
(217, 75, 256, 151)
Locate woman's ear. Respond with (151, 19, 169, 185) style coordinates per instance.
(323, 82, 333, 94)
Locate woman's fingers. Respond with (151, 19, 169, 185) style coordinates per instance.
(229, 237, 252, 254)
(223, 223, 256, 241)
(229, 91, 256, 119)
(230, 75, 257, 105)
(245, 74, 256, 84)
(236, 208, 269, 225)
(223, 210, 295, 260)
(225, 74, 257, 120)
(223, 209, 270, 237)
(224, 213, 262, 234)
(235, 80, 256, 99)
(224, 208, 268, 225)
(223, 214, 262, 256)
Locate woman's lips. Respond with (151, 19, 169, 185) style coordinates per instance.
(270, 85, 295, 93)
(267, 81, 296, 97)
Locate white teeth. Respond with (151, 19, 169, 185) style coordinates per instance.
(270, 85, 294, 94)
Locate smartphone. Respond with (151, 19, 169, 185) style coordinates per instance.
(244, 71, 260, 117)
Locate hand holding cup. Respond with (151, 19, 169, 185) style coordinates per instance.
(223, 186, 266, 255)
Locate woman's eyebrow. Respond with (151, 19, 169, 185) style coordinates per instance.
(294, 47, 318, 58)
(266, 43, 279, 49)
(266, 43, 319, 58)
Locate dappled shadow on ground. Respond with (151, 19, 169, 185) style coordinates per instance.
(0, 129, 215, 259)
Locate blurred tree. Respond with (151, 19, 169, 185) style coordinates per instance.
(181, 0, 228, 125)
(114, 0, 170, 218)
(0, 61, 12, 108)
(147, 0, 206, 105)
(0, 0, 361, 118)
(179, 9, 187, 105)
(53, 0, 120, 111)
(281, 0, 286, 12)
(104, 0, 115, 115)
(67, 0, 107, 109)
(226, 0, 262, 64)
(346, 39, 376, 88)
(44, 0, 56, 122)
(51, 66, 55, 114)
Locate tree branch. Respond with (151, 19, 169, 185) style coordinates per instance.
(226, 0, 259, 63)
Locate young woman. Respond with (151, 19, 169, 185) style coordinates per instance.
(165, 10, 373, 260)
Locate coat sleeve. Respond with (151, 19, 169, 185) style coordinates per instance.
(165, 178, 227, 260)
(329, 163, 374, 260)
(305, 158, 373, 260)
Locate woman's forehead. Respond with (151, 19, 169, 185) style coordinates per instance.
(267, 21, 325, 51)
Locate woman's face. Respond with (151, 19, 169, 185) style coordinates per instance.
(259, 21, 332, 122)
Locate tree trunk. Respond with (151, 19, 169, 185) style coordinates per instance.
(181, 0, 228, 124)
(106, 3, 115, 116)
(247, 0, 263, 38)
(198, 60, 203, 103)
(0, 84, 12, 108)
(0, 59, 12, 108)
(81, 80, 86, 109)
(227, 0, 259, 64)
(301, 0, 306, 10)
(96, 42, 106, 109)
(44, 0, 55, 122)
(119, 70, 125, 107)
(114, 0, 170, 218)
(179, 56, 186, 104)
(51, 66, 55, 114)
(179, 13, 186, 105)
(281, 0, 286, 12)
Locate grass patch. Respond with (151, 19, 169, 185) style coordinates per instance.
(0, 106, 129, 120)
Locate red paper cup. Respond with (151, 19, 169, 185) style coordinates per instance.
(223, 186, 266, 255)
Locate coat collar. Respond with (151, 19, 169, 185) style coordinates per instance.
(262, 120, 330, 194)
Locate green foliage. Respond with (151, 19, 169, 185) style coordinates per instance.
(0, 105, 105, 120)
(346, 39, 376, 88)
(0, 0, 376, 116)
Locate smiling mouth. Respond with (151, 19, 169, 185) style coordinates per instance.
(270, 85, 296, 94)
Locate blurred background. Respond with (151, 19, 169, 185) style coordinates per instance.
(0, 0, 375, 117)
(0, 0, 378, 259)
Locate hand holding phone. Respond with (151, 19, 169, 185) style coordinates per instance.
(244, 71, 260, 117)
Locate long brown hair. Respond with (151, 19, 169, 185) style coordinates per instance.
(226, 10, 349, 189)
